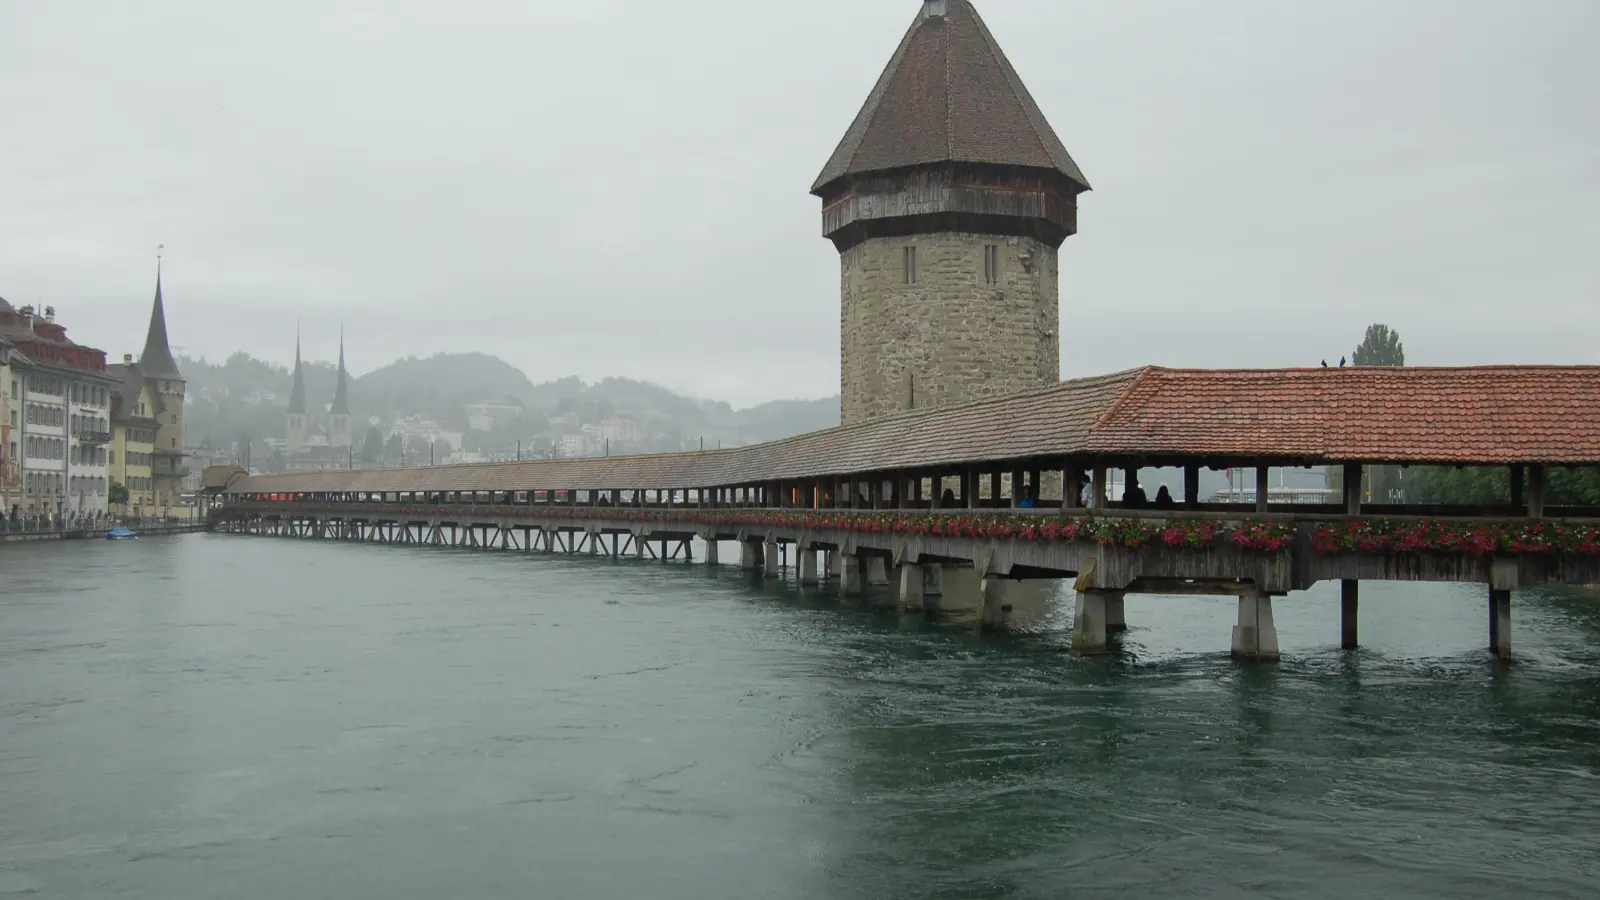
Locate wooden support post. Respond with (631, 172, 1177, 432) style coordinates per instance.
(965, 468, 979, 510)
(1065, 468, 1083, 509)
(1184, 464, 1200, 510)
(1343, 463, 1363, 515)
(1091, 466, 1107, 509)
(1510, 465, 1525, 509)
(1526, 464, 1546, 519)
(1341, 579, 1359, 650)
(1256, 464, 1271, 512)
(1489, 588, 1512, 660)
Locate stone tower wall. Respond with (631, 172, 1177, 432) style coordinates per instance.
(840, 232, 1060, 426)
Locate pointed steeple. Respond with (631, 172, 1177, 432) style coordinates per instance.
(329, 326, 351, 416)
(138, 253, 184, 381)
(287, 324, 308, 415)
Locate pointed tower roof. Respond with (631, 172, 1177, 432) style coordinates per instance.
(329, 327, 351, 416)
(287, 326, 308, 415)
(812, 0, 1089, 196)
(138, 258, 184, 381)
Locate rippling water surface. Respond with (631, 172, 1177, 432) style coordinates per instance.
(3, 534, 1599, 899)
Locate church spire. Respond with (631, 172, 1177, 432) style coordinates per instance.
(329, 325, 351, 416)
(138, 249, 184, 381)
(287, 323, 307, 415)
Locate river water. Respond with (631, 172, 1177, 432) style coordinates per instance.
(2, 534, 1598, 899)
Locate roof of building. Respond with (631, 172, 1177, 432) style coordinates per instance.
(138, 264, 184, 382)
(223, 366, 1600, 495)
(329, 331, 351, 416)
(107, 363, 160, 426)
(812, 0, 1089, 195)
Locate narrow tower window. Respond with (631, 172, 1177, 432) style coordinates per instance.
(903, 246, 917, 285)
(983, 245, 999, 284)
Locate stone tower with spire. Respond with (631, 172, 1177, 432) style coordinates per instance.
(139, 259, 187, 508)
(327, 329, 353, 449)
(814, 0, 1090, 425)
(286, 326, 310, 453)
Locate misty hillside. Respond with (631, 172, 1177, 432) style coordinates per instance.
(177, 351, 838, 453)
(355, 353, 536, 423)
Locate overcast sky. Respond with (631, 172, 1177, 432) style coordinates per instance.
(2, 0, 1595, 406)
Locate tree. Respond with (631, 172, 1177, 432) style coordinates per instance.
(109, 481, 129, 506)
(1352, 324, 1405, 366)
(1331, 324, 1407, 503)
(384, 433, 404, 462)
(361, 426, 385, 462)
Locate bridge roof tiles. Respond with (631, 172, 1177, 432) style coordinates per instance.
(226, 366, 1600, 495)
(1088, 366, 1600, 465)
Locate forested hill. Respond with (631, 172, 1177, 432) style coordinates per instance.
(176, 351, 838, 452)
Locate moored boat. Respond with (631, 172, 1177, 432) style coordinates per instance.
(106, 526, 137, 540)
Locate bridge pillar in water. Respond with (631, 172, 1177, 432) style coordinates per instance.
(840, 554, 864, 596)
(826, 550, 841, 580)
(763, 542, 780, 578)
(1341, 580, 1359, 650)
(1072, 590, 1111, 653)
(922, 565, 943, 612)
(704, 540, 718, 567)
(1231, 588, 1280, 661)
(1104, 590, 1127, 634)
(798, 548, 819, 585)
(898, 564, 925, 611)
(539, 529, 554, 553)
(977, 578, 1009, 631)
(866, 556, 890, 586)
(1489, 588, 1512, 660)
(740, 539, 763, 571)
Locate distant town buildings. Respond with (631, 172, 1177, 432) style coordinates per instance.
(466, 400, 523, 433)
(1, 261, 184, 522)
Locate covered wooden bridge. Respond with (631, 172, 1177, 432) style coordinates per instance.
(208, 365, 1600, 662)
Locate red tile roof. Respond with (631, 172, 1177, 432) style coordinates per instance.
(225, 366, 1600, 495)
(1088, 366, 1600, 465)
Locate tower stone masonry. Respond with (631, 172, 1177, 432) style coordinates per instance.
(814, 0, 1089, 426)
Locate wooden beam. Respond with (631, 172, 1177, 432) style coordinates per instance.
(1183, 464, 1200, 510)
(1256, 464, 1271, 513)
(1343, 463, 1363, 515)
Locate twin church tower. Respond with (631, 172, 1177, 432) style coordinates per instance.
(818, 0, 1088, 425)
(285, 329, 353, 454)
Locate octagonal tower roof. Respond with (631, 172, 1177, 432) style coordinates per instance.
(812, 0, 1090, 196)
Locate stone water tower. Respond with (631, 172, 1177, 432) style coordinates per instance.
(814, 0, 1090, 425)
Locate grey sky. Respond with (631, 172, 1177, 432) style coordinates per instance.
(2, 0, 1596, 406)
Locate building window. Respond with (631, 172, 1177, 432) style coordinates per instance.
(903, 246, 917, 285)
(984, 244, 999, 284)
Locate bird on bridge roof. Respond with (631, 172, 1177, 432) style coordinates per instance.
(1339, 357, 1347, 367)
(1321, 360, 1328, 368)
